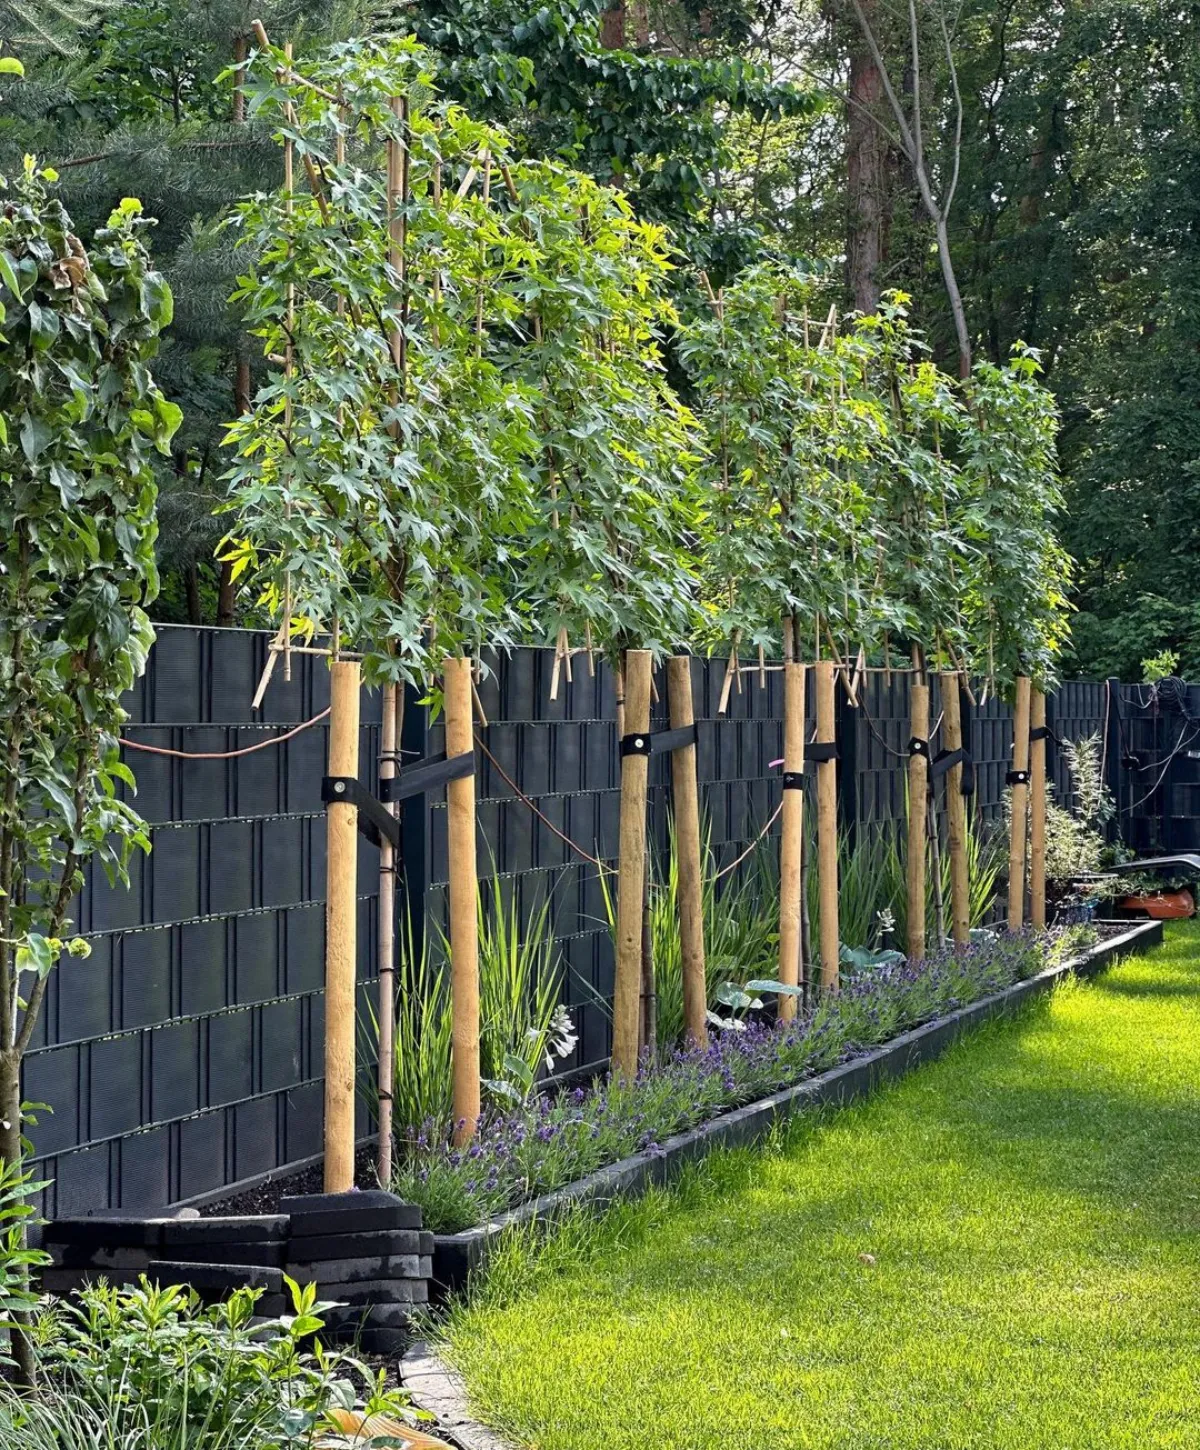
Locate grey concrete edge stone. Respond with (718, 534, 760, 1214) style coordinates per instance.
(401, 1340, 517, 1450)
(433, 918, 1161, 1290)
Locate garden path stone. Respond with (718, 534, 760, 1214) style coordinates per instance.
(401, 1341, 517, 1450)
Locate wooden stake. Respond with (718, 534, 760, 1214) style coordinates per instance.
(941, 671, 970, 947)
(667, 656, 707, 1049)
(815, 659, 839, 993)
(906, 677, 930, 961)
(376, 681, 401, 1182)
(1030, 686, 1047, 931)
(612, 649, 652, 1077)
(445, 658, 480, 1143)
(778, 657, 806, 1019)
(1007, 675, 1033, 931)
(324, 660, 360, 1193)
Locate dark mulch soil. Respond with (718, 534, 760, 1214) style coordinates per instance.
(201, 1144, 381, 1216)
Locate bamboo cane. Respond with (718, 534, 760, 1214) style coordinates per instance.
(667, 656, 708, 1048)
(815, 659, 839, 992)
(906, 675, 930, 961)
(613, 649, 653, 1077)
(376, 682, 401, 1183)
(1030, 687, 1048, 931)
(445, 658, 480, 1144)
(778, 650, 806, 1020)
(1007, 675, 1033, 931)
(324, 660, 360, 1192)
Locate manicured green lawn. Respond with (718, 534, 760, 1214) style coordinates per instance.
(442, 924, 1200, 1449)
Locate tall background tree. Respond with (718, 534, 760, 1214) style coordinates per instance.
(2, 0, 1195, 674)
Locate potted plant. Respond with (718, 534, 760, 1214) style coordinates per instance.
(1116, 870, 1196, 920)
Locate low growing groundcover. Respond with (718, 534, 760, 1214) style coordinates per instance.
(441, 922, 1200, 1450)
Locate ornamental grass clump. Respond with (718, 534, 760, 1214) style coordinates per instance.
(393, 930, 1046, 1233)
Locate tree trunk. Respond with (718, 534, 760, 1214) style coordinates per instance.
(846, 5, 887, 313)
(0, 1047, 34, 1385)
(601, 3, 625, 48)
(231, 32, 248, 125)
(936, 214, 972, 378)
(216, 560, 236, 628)
(184, 564, 202, 625)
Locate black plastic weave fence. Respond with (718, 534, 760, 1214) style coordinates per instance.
(26, 628, 1112, 1216)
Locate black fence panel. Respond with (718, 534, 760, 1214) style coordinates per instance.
(28, 627, 1122, 1214)
(29, 628, 383, 1216)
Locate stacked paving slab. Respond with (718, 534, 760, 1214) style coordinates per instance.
(42, 1190, 431, 1354)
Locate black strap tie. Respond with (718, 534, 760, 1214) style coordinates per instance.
(807, 741, 838, 764)
(323, 776, 402, 850)
(1006, 768, 1030, 787)
(1030, 726, 1054, 744)
(620, 724, 698, 758)
(782, 771, 804, 790)
(378, 750, 475, 804)
(930, 747, 976, 798)
(324, 749, 476, 849)
(908, 737, 930, 759)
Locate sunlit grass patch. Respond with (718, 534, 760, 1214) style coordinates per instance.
(442, 924, 1200, 1450)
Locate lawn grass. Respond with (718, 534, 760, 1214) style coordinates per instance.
(441, 923, 1200, 1449)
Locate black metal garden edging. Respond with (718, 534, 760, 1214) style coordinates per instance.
(429, 919, 1164, 1297)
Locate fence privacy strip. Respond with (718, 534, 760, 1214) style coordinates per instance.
(1007, 675, 1033, 931)
(324, 660, 361, 1192)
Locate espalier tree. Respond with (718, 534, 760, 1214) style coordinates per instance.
(677, 261, 885, 666)
(959, 344, 1072, 695)
(0, 161, 178, 1377)
(223, 35, 702, 684)
(860, 295, 971, 675)
(677, 261, 887, 1004)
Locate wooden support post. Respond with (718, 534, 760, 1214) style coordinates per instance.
(906, 677, 930, 961)
(1030, 686, 1047, 931)
(941, 671, 970, 947)
(778, 658, 806, 1019)
(445, 658, 480, 1144)
(1007, 675, 1033, 931)
(667, 656, 708, 1049)
(376, 682, 400, 1183)
(815, 659, 840, 992)
(324, 660, 360, 1193)
(613, 649, 652, 1077)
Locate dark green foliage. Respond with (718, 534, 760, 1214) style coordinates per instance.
(26, 1276, 426, 1444)
(406, 0, 816, 271)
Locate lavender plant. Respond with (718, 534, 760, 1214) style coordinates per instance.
(392, 931, 1044, 1233)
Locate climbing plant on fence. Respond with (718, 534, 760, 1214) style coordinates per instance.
(0, 160, 178, 1375)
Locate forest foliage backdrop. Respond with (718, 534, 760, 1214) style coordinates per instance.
(1, 0, 1194, 681)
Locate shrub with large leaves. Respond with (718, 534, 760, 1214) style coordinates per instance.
(0, 158, 177, 1375)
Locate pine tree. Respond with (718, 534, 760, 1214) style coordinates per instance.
(0, 0, 116, 55)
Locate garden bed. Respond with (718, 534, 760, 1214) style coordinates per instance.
(429, 919, 1161, 1297)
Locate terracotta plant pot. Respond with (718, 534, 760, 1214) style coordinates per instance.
(1118, 889, 1195, 920)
